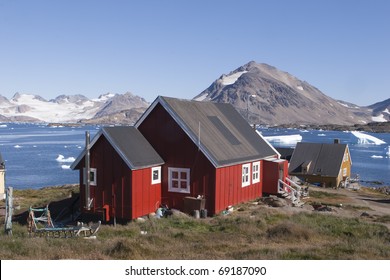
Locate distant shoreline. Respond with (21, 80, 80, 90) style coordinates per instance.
(267, 121, 390, 133)
(2, 120, 390, 133)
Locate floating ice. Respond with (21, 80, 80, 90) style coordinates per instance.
(0, 124, 7, 128)
(14, 145, 22, 148)
(371, 155, 384, 159)
(318, 133, 326, 136)
(263, 134, 302, 145)
(386, 146, 390, 156)
(351, 131, 386, 145)
(61, 165, 71, 169)
(56, 154, 76, 163)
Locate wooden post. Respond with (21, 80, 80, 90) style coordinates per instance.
(85, 131, 91, 210)
(5, 187, 13, 235)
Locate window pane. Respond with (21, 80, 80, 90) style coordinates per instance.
(181, 172, 187, 180)
(153, 170, 159, 180)
(172, 181, 179, 188)
(172, 171, 178, 179)
(180, 181, 187, 189)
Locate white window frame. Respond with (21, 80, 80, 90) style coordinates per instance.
(151, 166, 161, 185)
(242, 163, 251, 187)
(252, 161, 261, 184)
(343, 168, 347, 177)
(168, 167, 190, 193)
(83, 168, 97, 186)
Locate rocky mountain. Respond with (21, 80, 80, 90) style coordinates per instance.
(0, 92, 149, 124)
(368, 98, 390, 122)
(194, 61, 374, 125)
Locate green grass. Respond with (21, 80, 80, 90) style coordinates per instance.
(1, 186, 390, 260)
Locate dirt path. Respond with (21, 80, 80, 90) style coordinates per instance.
(310, 184, 390, 216)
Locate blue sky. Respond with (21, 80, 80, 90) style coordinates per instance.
(0, 0, 389, 105)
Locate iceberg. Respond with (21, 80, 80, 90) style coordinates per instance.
(351, 131, 386, 145)
(56, 154, 76, 163)
(263, 134, 302, 145)
(371, 155, 384, 159)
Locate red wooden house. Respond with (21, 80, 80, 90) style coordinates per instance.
(135, 96, 280, 215)
(71, 126, 164, 221)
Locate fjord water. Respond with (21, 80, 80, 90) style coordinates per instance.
(0, 123, 99, 189)
(260, 127, 390, 186)
(0, 123, 389, 189)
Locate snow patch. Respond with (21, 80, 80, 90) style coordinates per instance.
(338, 101, 359, 109)
(351, 131, 386, 145)
(1, 93, 100, 122)
(92, 93, 115, 102)
(296, 86, 304, 91)
(372, 114, 387, 122)
(383, 108, 390, 114)
(193, 93, 209, 101)
(221, 71, 248, 86)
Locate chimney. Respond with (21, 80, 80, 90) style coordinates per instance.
(334, 139, 340, 144)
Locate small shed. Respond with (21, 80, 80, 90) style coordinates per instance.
(71, 126, 164, 221)
(135, 96, 279, 215)
(288, 141, 352, 188)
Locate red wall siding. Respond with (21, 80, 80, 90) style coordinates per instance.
(79, 136, 161, 221)
(263, 160, 288, 195)
(215, 161, 263, 214)
(131, 168, 161, 219)
(138, 104, 216, 213)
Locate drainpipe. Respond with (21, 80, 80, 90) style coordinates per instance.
(85, 131, 91, 210)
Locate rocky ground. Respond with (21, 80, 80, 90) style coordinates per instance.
(262, 183, 390, 229)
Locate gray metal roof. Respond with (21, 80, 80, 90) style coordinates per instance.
(288, 142, 348, 177)
(71, 126, 164, 170)
(136, 96, 278, 167)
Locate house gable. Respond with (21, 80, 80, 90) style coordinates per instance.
(71, 126, 164, 171)
(135, 96, 277, 167)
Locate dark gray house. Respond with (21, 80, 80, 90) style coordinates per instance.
(288, 142, 352, 188)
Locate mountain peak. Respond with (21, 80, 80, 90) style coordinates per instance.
(11, 92, 47, 103)
(0, 92, 148, 124)
(193, 62, 372, 125)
